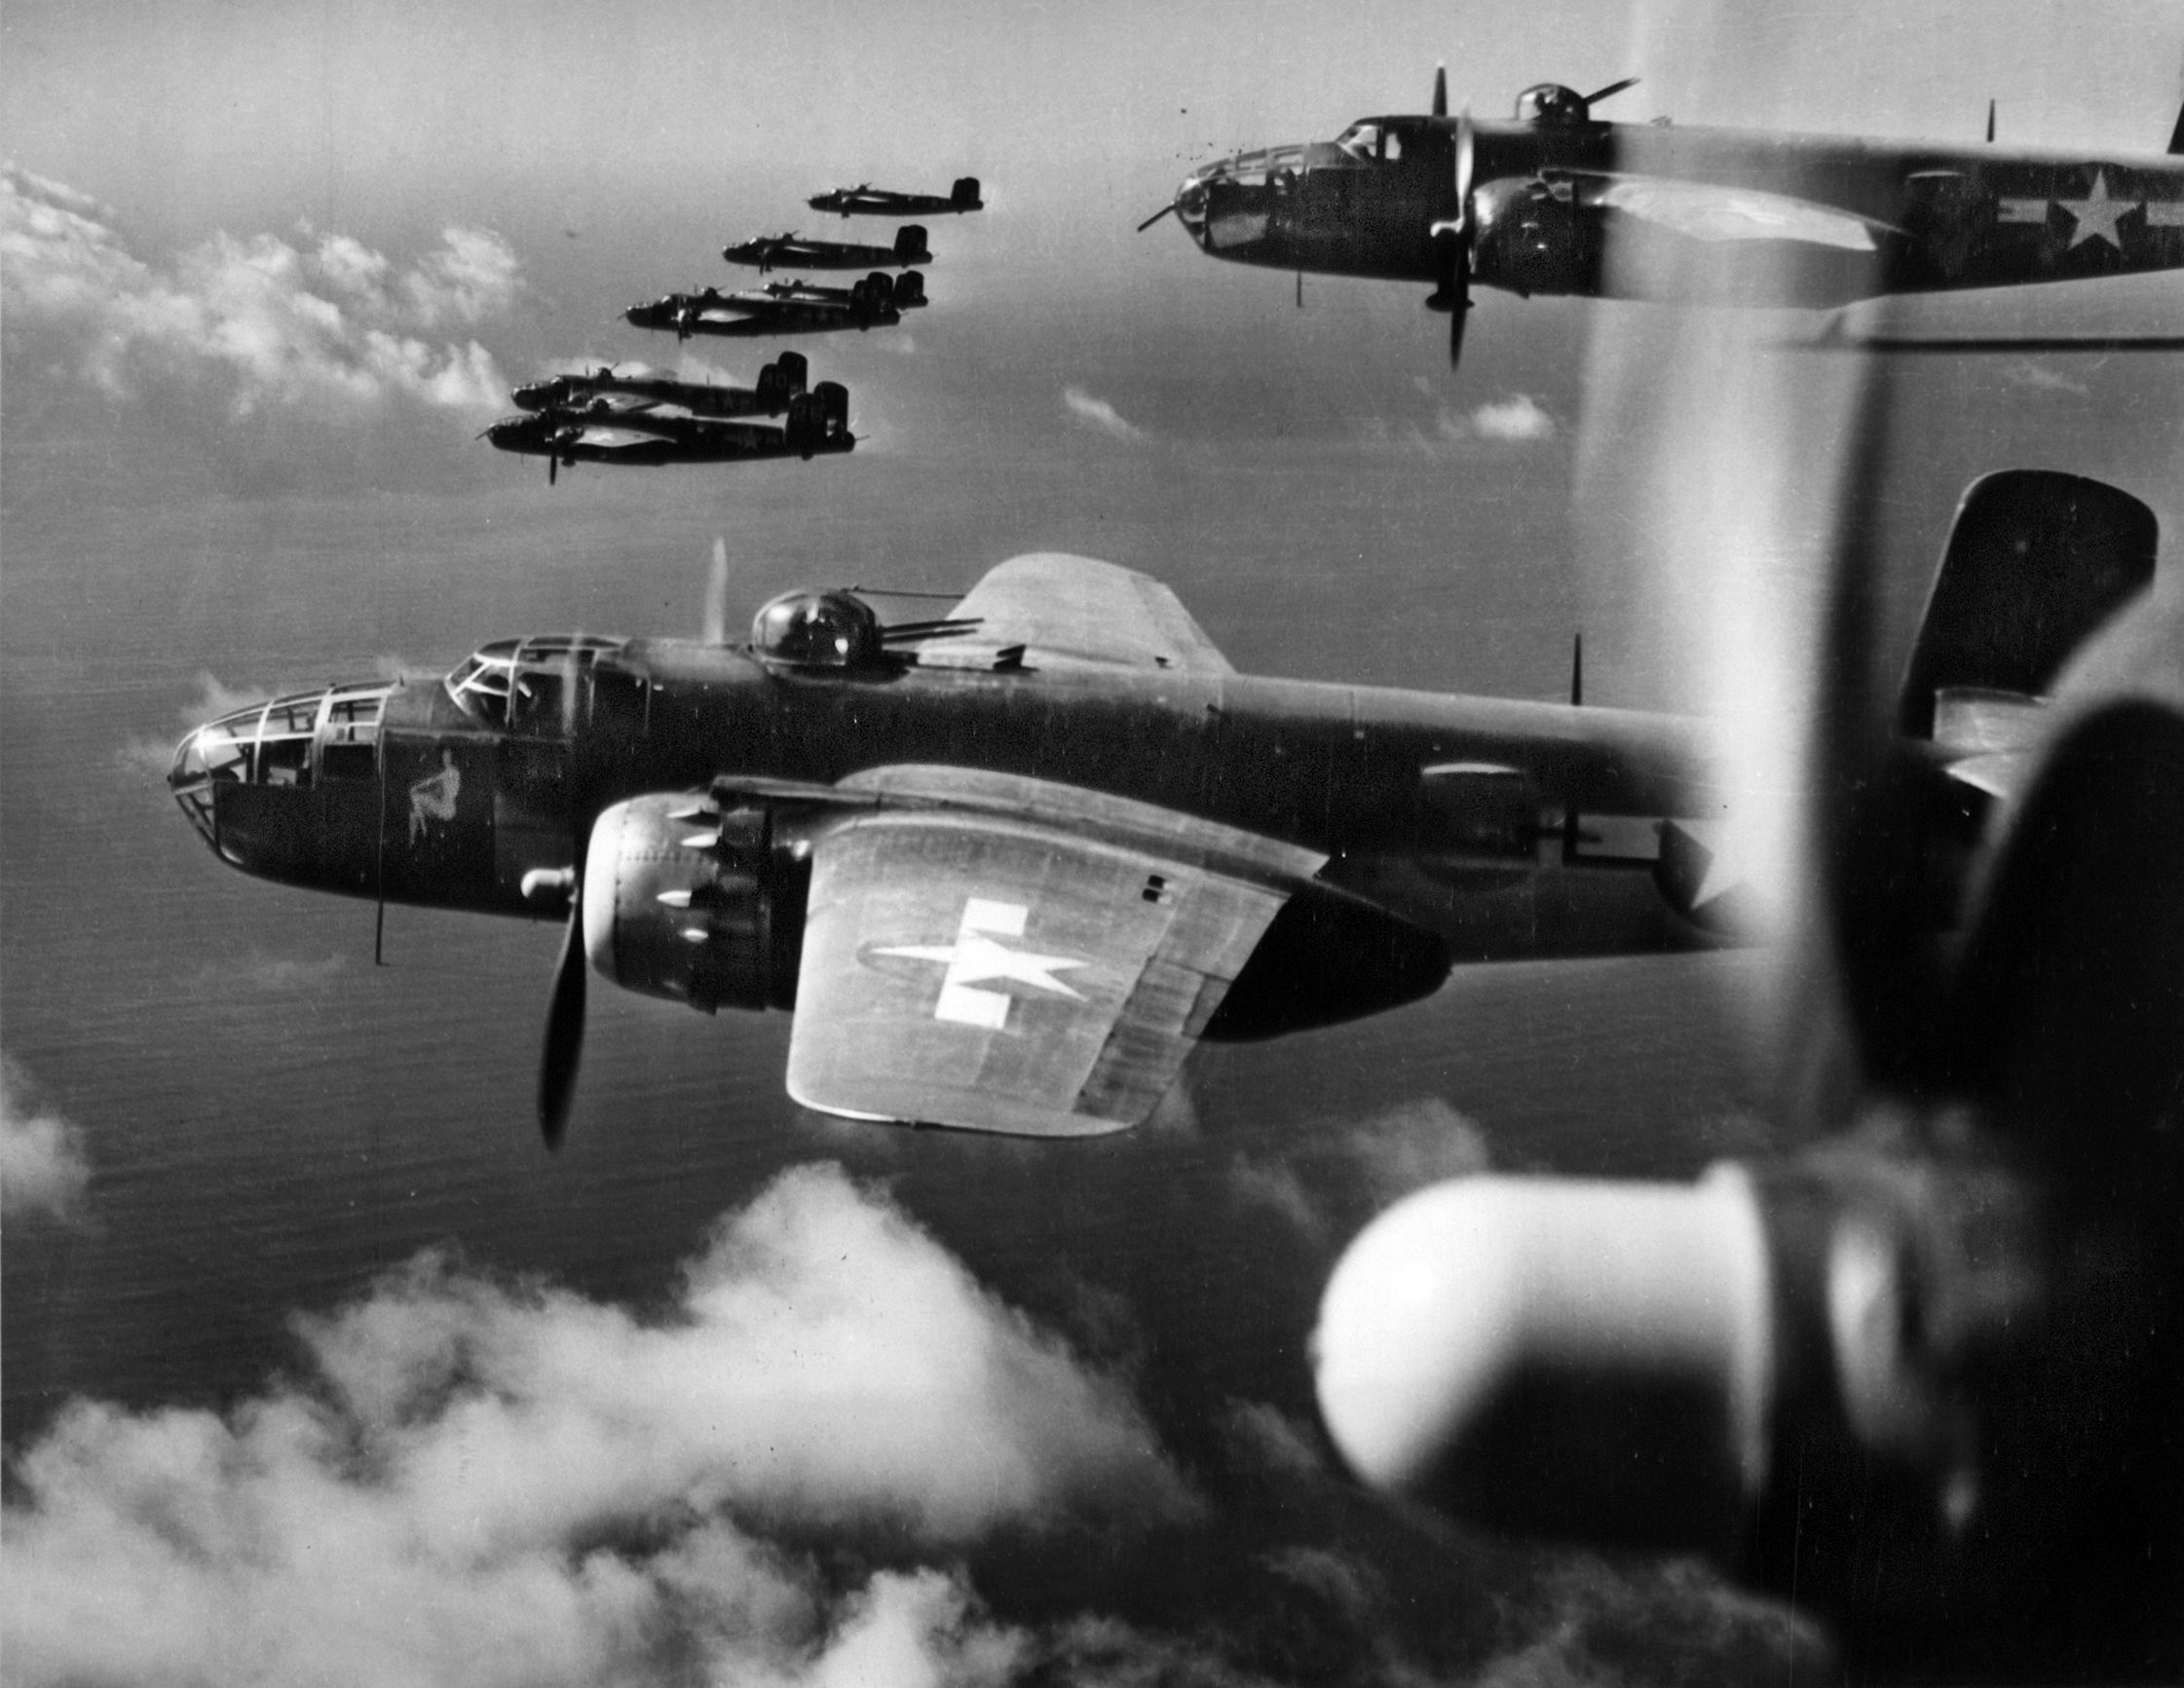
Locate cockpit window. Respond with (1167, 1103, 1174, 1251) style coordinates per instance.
(1336, 122, 1381, 160)
(444, 634, 626, 731)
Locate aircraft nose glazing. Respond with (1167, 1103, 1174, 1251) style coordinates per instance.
(168, 681, 397, 866)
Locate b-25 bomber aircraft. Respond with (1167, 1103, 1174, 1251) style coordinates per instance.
(169, 505, 2067, 1147)
(513, 353, 813, 419)
(724, 226, 931, 273)
(626, 273, 924, 341)
(809, 177, 982, 217)
(1142, 66, 2184, 365)
(483, 381, 850, 483)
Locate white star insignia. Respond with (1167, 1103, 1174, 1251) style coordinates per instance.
(2056, 170, 2132, 249)
(876, 898, 1088, 1029)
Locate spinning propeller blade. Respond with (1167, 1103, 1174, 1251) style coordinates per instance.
(538, 880, 586, 1149)
(1580, 75, 1639, 107)
(1136, 202, 1179, 234)
(702, 537, 732, 645)
(1427, 108, 1476, 366)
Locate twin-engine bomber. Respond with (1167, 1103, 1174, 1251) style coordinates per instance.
(809, 177, 982, 217)
(724, 226, 931, 272)
(483, 379, 850, 482)
(625, 272, 925, 340)
(169, 495, 2103, 1147)
(512, 354, 813, 419)
(1144, 65, 2184, 366)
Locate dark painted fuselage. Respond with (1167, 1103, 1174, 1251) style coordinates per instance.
(1176, 114, 2184, 303)
(725, 234, 930, 271)
(173, 640, 1723, 969)
(484, 414, 850, 468)
(625, 291, 900, 339)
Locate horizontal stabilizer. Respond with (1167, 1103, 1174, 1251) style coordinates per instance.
(1899, 470, 2158, 737)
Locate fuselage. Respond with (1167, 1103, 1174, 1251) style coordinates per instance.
(1175, 113, 2184, 303)
(169, 637, 1726, 968)
(512, 376, 782, 419)
(725, 234, 929, 271)
(625, 292, 900, 337)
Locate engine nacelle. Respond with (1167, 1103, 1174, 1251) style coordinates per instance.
(1469, 175, 1603, 297)
(581, 795, 803, 1014)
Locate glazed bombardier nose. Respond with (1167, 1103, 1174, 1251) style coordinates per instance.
(168, 681, 396, 866)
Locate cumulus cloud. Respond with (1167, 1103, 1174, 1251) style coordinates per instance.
(1, 164, 515, 419)
(2, 1164, 1194, 1686)
(1063, 385, 1147, 441)
(117, 671, 275, 779)
(1230, 1097, 1492, 1243)
(1467, 393, 1559, 442)
(1, 1057, 92, 1221)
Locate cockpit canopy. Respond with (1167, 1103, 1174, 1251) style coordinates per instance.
(750, 590, 884, 668)
(444, 634, 627, 730)
(1333, 119, 1428, 163)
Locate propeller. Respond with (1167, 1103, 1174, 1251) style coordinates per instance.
(1135, 200, 1179, 234)
(702, 536, 733, 645)
(537, 872, 587, 1148)
(1427, 99, 1476, 366)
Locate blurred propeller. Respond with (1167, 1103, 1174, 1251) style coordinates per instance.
(1427, 104, 1476, 366)
(1579, 75, 1640, 108)
(1135, 200, 1179, 234)
(538, 881, 586, 1149)
(702, 536, 733, 645)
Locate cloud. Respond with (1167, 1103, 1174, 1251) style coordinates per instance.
(1, 1057, 92, 1221)
(2, 1164, 1195, 1686)
(1338, 1098, 1492, 1206)
(1, 164, 514, 419)
(117, 672, 276, 779)
(1229, 1097, 1492, 1243)
(1063, 385, 1147, 441)
(1466, 393, 1559, 442)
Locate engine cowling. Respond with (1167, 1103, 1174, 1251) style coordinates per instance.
(581, 795, 804, 1013)
(1468, 175, 1603, 297)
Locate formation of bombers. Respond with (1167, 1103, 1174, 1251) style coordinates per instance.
(485, 176, 977, 483)
(191, 61, 2184, 1680)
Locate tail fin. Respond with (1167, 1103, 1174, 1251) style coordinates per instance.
(1898, 470, 2158, 738)
(2169, 102, 2183, 154)
(894, 223, 930, 262)
(951, 176, 981, 207)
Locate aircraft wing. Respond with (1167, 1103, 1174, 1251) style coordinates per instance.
(782, 773, 1322, 1135)
(935, 552, 1236, 673)
(1579, 174, 1894, 251)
